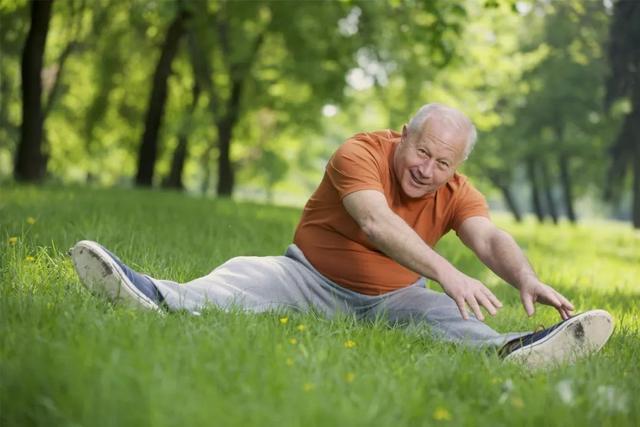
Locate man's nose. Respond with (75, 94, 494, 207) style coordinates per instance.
(418, 158, 435, 178)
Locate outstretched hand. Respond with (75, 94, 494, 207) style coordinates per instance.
(439, 269, 503, 322)
(519, 280, 575, 320)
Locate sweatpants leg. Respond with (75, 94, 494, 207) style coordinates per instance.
(151, 244, 525, 347)
(151, 253, 353, 316)
(371, 283, 527, 347)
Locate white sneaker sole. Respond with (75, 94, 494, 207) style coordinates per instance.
(504, 309, 614, 369)
(70, 240, 160, 311)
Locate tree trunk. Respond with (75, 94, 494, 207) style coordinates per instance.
(215, 81, 242, 197)
(200, 144, 214, 195)
(526, 158, 545, 222)
(554, 124, 576, 223)
(43, 40, 77, 119)
(499, 185, 522, 222)
(558, 154, 577, 223)
(163, 82, 200, 190)
(185, 31, 217, 196)
(487, 173, 522, 222)
(214, 15, 265, 197)
(14, 0, 53, 182)
(540, 162, 559, 224)
(164, 136, 188, 190)
(135, 8, 189, 187)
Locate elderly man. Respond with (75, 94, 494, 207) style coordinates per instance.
(71, 103, 613, 368)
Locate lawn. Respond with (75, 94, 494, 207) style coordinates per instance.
(1, 185, 638, 426)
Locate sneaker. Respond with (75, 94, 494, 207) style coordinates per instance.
(499, 310, 614, 369)
(70, 240, 164, 311)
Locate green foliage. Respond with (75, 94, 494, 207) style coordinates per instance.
(509, 0, 617, 196)
(0, 0, 632, 221)
(1, 185, 639, 426)
(0, 0, 28, 169)
(603, 0, 640, 212)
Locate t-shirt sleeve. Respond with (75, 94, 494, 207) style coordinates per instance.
(450, 180, 490, 232)
(326, 137, 385, 199)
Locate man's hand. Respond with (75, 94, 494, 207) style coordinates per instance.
(458, 217, 576, 321)
(438, 267, 502, 321)
(519, 280, 575, 320)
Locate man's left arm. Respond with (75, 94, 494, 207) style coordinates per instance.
(457, 216, 575, 320)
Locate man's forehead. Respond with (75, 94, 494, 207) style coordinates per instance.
(420, 115, 467, 139)
(414, 125, 467, 156)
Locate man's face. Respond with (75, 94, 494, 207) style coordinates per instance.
(393, 121, 467, 198)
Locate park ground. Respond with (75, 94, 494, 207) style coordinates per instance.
(1, 185, 639, 426)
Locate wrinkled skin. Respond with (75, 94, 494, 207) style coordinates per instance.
(393, 120, 468, 198)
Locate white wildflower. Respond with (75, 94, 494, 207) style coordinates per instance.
(498, 379, 514, 404)
(556, 379, 575, 406)
(595, 385, 629, 413)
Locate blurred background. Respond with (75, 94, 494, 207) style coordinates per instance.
(1, 0, 638, 227)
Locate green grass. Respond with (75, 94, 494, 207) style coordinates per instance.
(1, 184, 639, 426)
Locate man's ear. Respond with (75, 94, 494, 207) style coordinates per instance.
(401, 125, 408, 140)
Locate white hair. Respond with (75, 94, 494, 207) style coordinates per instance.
(407, 103, 477, 160)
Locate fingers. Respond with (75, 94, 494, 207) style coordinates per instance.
(521, 292, 535, 317)
(557, 307, 570, 320)
(555, 291, 575, 312)
(461, 286, 502, 322)
(476, 293, 496, 317)
(555, 304, 572, 320)
(467, 297, 484, 321)
(543, 288, 576, 320)
(484, 288, 503, 309)
(527, 283, 576, 320)
(556, 297, 574, 320)
(442, 274, 501, 322)
(454, 298, 469, 321)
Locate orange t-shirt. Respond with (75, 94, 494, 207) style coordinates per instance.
(293, 129, 489, 295)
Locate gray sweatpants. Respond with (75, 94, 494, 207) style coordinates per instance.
(153, 244, 525, 347)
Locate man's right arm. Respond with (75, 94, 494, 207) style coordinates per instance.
(342, 189, 502, 321)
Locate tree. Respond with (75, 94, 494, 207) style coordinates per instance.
(188, 0, 360, 197)
(163, 80, 200, 190)
(605, 0, 640, 228)
(0, 1, 29, 161)
(506, 0, 610, 223)
(14, 0, 53, 182)
(135, 5, 190, 187)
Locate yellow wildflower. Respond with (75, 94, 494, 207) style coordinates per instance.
(286, 357, 294, 366)
(345, 372, 356, 383)
(8, 236, 18, 245)
(289, 338, 298, 345)
(344, 339, 356, 349)
(279, 317, 288, 324)
(303, 383, 315, 392)
(433, 407, 451, 421)
(25, 256, 35, 262)
(296, 324, 306, 332)
(27, 217, 37, 225)
(511, 397, 524, 409)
